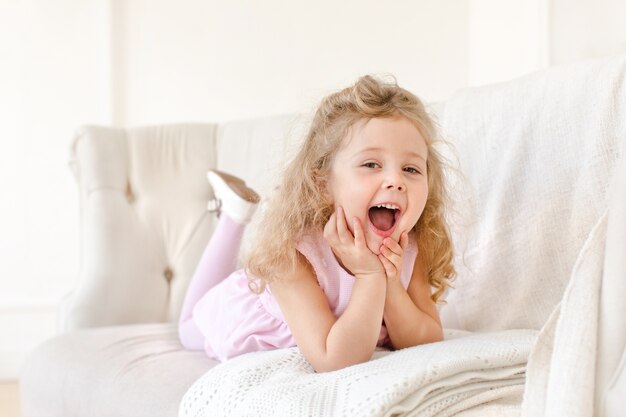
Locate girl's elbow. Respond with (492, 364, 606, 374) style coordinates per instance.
(309, 350, 372, 373)
(417, 324, 444, 345)
(421, 324, 443, 344)
(392, 326, 444, 350)
(430, 323, 444, 343)
(311, 359, 360, 373)
(312, 361, 339, 373)
(421, 327, 444, 346)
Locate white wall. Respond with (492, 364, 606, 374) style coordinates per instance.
(120, 0, 470, 126)
(1, 0, 625, 380)
(550, 0, 626, 65)
(0, 0, 113, 379)
(468, 0, 550, 86)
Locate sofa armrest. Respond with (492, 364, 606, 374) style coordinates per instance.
(62, 124, 218, 330)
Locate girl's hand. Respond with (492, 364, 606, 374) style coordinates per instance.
(378, 232, 409, 285)
(323, 206, 384, 279)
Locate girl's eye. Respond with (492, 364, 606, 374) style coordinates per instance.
(404, 166, 421, 174)
(363, 162, 380, 169)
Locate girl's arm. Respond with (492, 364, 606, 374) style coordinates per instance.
(270, 254, 386, 372)
(270, 207, 387, 373)
(379, 238, 443, 350)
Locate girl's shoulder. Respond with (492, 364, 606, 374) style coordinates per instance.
(295, 231, 334, 271)
(265, 231, 322, 285)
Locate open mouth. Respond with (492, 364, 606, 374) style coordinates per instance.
(368, 204, 400, 237)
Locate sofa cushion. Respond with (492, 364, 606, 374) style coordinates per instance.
(21, 323, 216, 417)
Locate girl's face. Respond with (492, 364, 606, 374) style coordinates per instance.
(327, 116, 429, 255)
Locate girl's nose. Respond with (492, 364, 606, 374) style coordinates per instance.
(384, 173, 405, 192)
(386, 183, 404, 191)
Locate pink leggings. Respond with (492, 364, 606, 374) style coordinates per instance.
(178, 214, 244, 350)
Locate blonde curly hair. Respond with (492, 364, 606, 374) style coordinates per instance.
(246, 75, 455, 303)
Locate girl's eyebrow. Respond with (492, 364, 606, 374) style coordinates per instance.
(354, 146, 427, 162)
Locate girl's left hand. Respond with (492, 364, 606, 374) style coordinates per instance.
(378, 232, 409, 285)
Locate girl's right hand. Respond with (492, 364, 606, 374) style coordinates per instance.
(323, 206, 384, 279)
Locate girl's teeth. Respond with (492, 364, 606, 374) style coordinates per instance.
(375, 204, 399, 210)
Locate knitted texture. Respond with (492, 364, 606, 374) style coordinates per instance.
(179, 329, 537, 417)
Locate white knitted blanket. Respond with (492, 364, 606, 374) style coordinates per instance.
(179, 329, 537, 417)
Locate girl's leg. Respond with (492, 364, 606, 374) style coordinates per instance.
(178, 170, 260, 350)
(178, 213, 245, 350)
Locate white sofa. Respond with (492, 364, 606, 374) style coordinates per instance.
(21, 55, 626, 417)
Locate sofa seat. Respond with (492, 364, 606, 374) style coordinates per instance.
(21, 323, 217, 417)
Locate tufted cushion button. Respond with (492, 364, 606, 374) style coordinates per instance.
(164, 268, 174, 282)
(125, 182, 134, 203)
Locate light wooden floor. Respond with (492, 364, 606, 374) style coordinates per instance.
(0, 382, 21, 417)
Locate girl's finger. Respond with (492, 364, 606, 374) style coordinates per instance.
(353, 217, 366, 247)
(382, 237, 403, 257)
(400, 231, 409, 251)
(378, 254, 396, 278)
(323, 212, 338, 245)
(381, 245, 402, 268)
(336, 206, 353, 243)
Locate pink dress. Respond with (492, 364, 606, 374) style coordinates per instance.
(192, 233, 418, 361)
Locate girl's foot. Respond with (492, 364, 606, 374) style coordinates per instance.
(206, 170, 260, 224)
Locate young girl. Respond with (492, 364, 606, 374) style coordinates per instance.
(178, 75, 455, 372)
